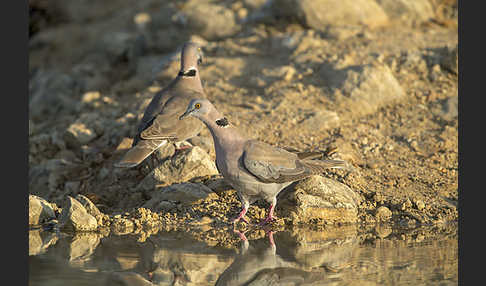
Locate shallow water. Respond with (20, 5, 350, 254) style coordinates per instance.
(29, 224, 457, 286)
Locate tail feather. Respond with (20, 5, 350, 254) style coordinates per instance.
(301, 159, 347, 174)
(114, 139, 167, 168)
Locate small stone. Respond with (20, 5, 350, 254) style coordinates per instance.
(401, 198, 412, 210)
(375, 206, 392, 222)
(81, 91, 101, 104)
(65, 122, 97, 145)
(415, 199, 425, 211)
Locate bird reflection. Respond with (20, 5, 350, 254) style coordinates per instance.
(215, 228, 327, 285)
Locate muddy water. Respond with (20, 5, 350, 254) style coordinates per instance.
(29, 224, 457, 286)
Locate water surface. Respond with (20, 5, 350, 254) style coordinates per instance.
(29, 223, 457, 285)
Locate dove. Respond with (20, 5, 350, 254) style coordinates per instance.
(115, 42, 206, 168)
(179, 98, 346, 225)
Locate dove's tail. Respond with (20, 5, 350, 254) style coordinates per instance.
(114, 139, 167, 168)
(301, 159, 347, 174)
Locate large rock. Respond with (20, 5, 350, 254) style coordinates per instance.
(75, 194, 104, 225)
(375, 0, 434, 24)
(321, 63, 405, 117)
(137, 146, 219, 191)
(179, 0, 240, 40)
(272, 0, 389, 31)
(277, 176, 361, 224)
(300, 110, 340, 132)
(59, 196, 98, 232)
(29, 195, 56, 226)
(143, 183, 218, 210)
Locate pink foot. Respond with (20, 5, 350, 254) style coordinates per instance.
(232, 207, 250, 224)
(258, 204, 277, 226)
(176, 145, 192, 151)
(234, 230, 248, 241)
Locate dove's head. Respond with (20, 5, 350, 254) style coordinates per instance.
(179, 42, 204, 76)
(179, 98, 213, 121)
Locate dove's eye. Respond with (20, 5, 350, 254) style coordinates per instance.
(195, 103, 201, 109)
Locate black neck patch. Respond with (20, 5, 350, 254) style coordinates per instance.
(215, 117, 229, 127)
(178, 69, 197, 77)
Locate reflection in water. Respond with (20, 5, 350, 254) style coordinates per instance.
(29, 224, 457, 286)
(215, 229, 330, 285)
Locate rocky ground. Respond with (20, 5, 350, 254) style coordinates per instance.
(29, 0, 458, 246)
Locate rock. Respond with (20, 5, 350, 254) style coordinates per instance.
(375, 206, 392, 222)
(188, 135, 215, 157)
(29, 195, 56, 226)
(80, 91, 101, 104)
(440, 45, 458, 75)
(322, 63, 405, 117)
(98, 31, 146, 66)
(59, 196, 98, 232)
(65, 121, 97, 146)
(277, 175, 361, 224)
(272, 0, 389, 31)
(414, 199, 426, 211)
(143, 183, 218, 210)
(29, 69, 81, 121)
(29, 229, 59, 256)
(301, 110, 340, 131)
(137, 146, 219, 191)
(179, 0, 240, 40)
(244, 0, 268, 10)
(375, 0, 434, 24)
(64, 112, 105, 147)
(111, 218, 136, 235)
(75, 194, 103, 224)
(426, 45, 458, 75)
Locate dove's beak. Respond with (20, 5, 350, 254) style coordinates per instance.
(197, 49, 204, 65)
(179, 108, 194, 120)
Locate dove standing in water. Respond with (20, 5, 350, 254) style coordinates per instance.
(115, 42, 207, 168)
(179, 99, 346, 225)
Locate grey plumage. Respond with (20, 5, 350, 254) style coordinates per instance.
(115, 42, 206, 168)
(179, 98, 346, 225)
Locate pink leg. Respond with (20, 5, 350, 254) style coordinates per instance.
(259, 204, 277, 226)
(232, 207, 250, 224)
(234, 230, 248, 241)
